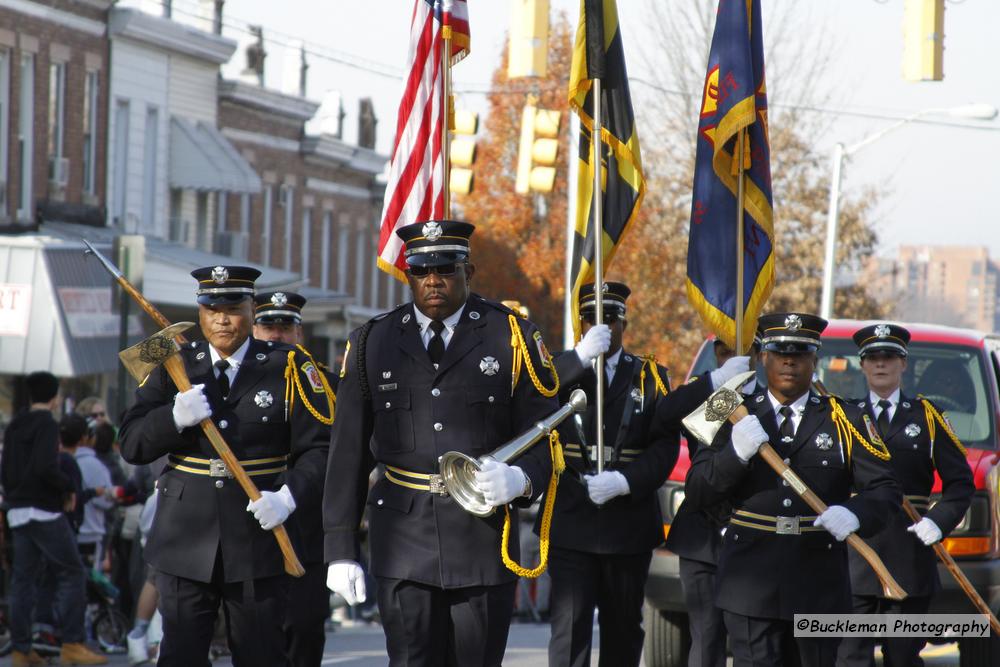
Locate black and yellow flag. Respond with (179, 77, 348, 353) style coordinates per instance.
(568, 0, 645, 342)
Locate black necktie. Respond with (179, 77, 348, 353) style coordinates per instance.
(427, 320, 446, 365)
(877, 399, 892, 435)
(779, 405, 795, 440)
(215, 359, 231, 399)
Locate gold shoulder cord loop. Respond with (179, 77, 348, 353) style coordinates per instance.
(919, 396, 967, 457)
(641, 356, 669, 398)
(830, 397, 891, 462)
(500, 429, 565, 578)
(285, 347, 336, 426)
(508, 313, 559, 398)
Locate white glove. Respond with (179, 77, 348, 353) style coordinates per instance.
(246, 484, 296, 530)
(710, 355, 751, 390)
(326, 560, 367, 605)
(172, 384, 211, 429)
(585, 470, 630, 505)
(575, 324, 611, 365)
(815, 505, 860, 541)
(731, 415, 769, 463)
(474, 459, 529, 507)
(907, 517, 942, 545)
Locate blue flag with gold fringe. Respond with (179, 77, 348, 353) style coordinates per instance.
(686, 0, 774, 352)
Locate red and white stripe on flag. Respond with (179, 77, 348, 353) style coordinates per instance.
(376, 0, 470, 280)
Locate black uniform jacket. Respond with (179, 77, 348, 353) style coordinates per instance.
(663, 375, 734, 566)
(323, 295, 559, 588)
(538, 350, 710, 554)
(119, 338, 331, 583)
(685, 388, 901, 620)
(848, 393, 973, 597)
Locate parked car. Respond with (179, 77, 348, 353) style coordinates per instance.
(643, 319, 1000, 667)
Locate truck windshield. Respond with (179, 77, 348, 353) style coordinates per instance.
(688, 339, 996, 450)
(818, 340, 995, 450)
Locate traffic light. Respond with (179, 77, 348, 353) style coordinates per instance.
(515, 99, 561, 194)
(508, 0, 550, 79)
(902, 0, 944, 81)
(449, 109, 478, 195)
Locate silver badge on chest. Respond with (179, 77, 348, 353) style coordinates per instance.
(630, 387, 642, 402)
(479, 356, 500, 376)
(815, 433, 834, 450)
(905, 423, 921, 438)
(255, 390, 273, 408)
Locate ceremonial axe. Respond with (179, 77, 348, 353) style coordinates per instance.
(85, 240, 305, 577)
(683, 371, 907, 601)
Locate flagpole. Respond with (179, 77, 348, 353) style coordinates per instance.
(592, 77, 606, 474)
(442, 28, 453, 218)
(735, 129, 746, 354)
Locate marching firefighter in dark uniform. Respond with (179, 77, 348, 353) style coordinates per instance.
(119, 266, 331, 667)
(542, 282, 750, 667)
(253, 290, 337, 667)
(666, 331, 761, 667)
(323, 220, 559, 666)
(685, 313, 901, 667)
(837, 323, 974, 667)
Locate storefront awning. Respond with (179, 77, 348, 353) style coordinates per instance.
(0, 236, 143, 377)
(169, 116, 262, 194)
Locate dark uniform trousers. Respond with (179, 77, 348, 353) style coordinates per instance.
(666, 376, 735, 667)
(323, 296, 558, 667)
(284, 366, 339, 667)
(685, 389, 901, 667)
(837, 394, 973, 667)
(120, 338, 330, 667)
(541, 351, 712, 667)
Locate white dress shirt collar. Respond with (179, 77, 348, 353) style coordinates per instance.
(209, 336, 250, 379)
(869, 387, 901, 420)
(413, 303, 466, 348)
(768, 390, 810, 432)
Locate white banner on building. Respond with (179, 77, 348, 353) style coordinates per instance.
(0, 283, 32, 336)
(57, 287, 143, 339)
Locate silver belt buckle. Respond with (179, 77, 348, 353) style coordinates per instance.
(775, 516, 800, 535)
(209, 459, 233, 478)
(428, 474, 448, 496)
(587, 446, 613, 463)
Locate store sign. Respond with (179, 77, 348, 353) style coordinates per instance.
(0, 283, 31, 336)
(57, 287, 142, 339)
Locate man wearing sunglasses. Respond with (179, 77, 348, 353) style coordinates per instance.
(541, 282, 750, 667)
(324, 219, 560, 666)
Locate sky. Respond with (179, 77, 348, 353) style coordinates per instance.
(187, 0, 1000, 259)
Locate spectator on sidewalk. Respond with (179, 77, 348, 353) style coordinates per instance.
(1, 371, 108, 666)
(73, 419, 116, 570)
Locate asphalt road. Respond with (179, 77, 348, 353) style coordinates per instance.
(88, 620, 962, 666)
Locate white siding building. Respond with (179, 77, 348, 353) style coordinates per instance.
(107, 5, 259, 245)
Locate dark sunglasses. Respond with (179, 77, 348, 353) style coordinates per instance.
(90, 411, 106, 419)
(407, 263, 463, 278)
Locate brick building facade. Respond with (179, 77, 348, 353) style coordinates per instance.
(0, 0, 111, 229)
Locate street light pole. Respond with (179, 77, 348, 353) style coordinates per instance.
(819, 104, 998, 320)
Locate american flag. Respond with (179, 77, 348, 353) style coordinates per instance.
(377, 0, 470, 279)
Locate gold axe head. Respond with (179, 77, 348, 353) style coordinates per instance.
(119, 322, 195, 383)
(682, 370, 757, 446)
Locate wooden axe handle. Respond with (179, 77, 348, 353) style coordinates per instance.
(901, 499, 1000, 635)
(164, 356, 305, 577)
(730, 405, 907, 600)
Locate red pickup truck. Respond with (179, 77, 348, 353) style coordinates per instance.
(643, 319, 1000, 667)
